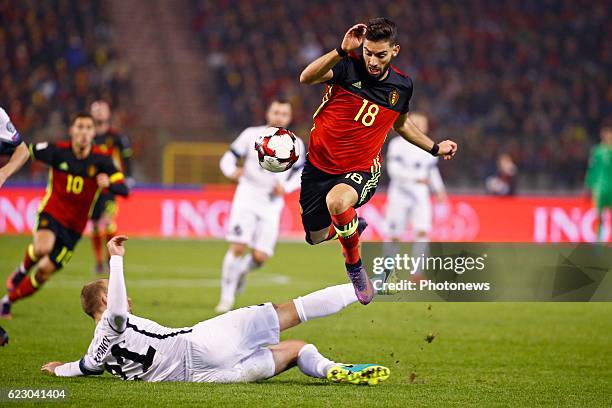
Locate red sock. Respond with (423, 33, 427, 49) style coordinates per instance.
(8, 274, 40, 302)
(92, 229, 103, 264)
(330, 208, 361, 265)
(22, 245, 38, 272)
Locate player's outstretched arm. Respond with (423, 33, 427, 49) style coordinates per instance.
(299, 24, 366, 84)
(0, 142, 28, 188)
(42, 357, 104, 377)
(40, 238, 130, 378)
(393, 114, 458, 160)
(107, 236, 129, 333)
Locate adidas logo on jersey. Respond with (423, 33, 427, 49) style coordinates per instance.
(59, 162, 69, 171)
(352, 81, 362, 89)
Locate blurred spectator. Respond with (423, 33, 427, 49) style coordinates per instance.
(192, 0, 610, 190)
(0, 0, 132, 181)
(485, 153, 518, 196)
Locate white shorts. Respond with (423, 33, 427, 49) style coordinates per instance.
(385, 184, 432, 237)
(185, 302, 280, 383)
(226, 199, 281, 257)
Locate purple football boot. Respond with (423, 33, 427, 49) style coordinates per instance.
(346, 260, 374, 305)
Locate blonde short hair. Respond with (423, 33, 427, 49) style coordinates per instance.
(80, 279, 108, 318)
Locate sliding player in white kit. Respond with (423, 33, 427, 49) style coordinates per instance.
(216, 100, 306, 313)
(384, 113, 446, 275)
(41, 236, 390, 385)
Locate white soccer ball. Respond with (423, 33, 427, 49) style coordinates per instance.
(254, 127, 300, 173)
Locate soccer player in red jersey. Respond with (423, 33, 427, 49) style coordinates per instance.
(299, 18, 458, 305)
(1, 113, 129, 319)
(89, 101, 134, 274)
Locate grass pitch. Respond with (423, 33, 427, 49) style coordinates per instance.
(0, 236, 610, 407)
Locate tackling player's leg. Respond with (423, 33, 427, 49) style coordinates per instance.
(266, 283, 389, 384)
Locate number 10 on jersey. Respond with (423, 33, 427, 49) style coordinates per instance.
(66, 175, 84, 194)
(354, 99, 380, 127)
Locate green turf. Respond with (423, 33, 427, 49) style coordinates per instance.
(0, 236, 610, 407)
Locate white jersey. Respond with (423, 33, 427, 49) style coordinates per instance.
(220, 125, 306, 215)
(385, 137, 445, 236)
(55, 256, 279, 383)
(79, 310, 192, 382)
(386, 136, 444, 194)
(0, 107, 22, 155)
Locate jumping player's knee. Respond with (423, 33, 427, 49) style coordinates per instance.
(326, 184, 358, 215)
(326, 194, 352, 215)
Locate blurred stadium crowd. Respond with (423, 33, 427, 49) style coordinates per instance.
(0, 0, 132, 180)
(193, 0, 610, 189)
(0, 0, 609, 190)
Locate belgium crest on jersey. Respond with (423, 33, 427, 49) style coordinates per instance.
(389, 89, 400, 106)
(88, 165, 97, 177)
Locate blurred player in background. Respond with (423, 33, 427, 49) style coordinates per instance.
(485, 153, 518, 196)
(215, 100, 306, 313)
(0, 107, 29, 188)
(585, 120, 612, 242)
(1, 113, 129, 319)
(384, 112, 446, 276)
(90, 101, 134, 274)
(299, 18, 457, 304)
(42, 236, 390, 385)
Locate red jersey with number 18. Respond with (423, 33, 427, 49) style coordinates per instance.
(308, 53, 413, 174)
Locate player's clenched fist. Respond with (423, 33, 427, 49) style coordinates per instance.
(437, 140, 458, 160)
(107, 235, 128, 257)
(96, 173, 110, 188)
(341, 23, 367, 53)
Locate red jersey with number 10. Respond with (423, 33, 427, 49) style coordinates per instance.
(308, 53, 413, 174)
(31, 140, 127, 234)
